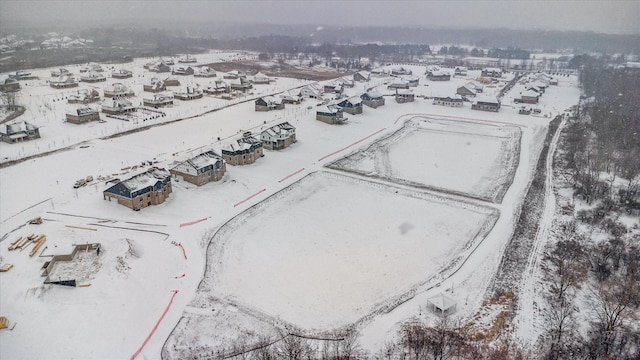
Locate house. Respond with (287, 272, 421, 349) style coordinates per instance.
(163, 76, 181, 87)
(280, 92, 301, 104)
(255, 96, 285, 111)
(518, 90, 540, 104)
(403, 75, 420, 87)
(161, 57, 175, 65)
(0, 121, 40, 143)
(353, 71, 371, 82)
(51, 68, 70, 77)
(143, 93, 174, 108)
(178, 54, 197, 63)
(170, 151, 226, 186)
(427, 70, 451, 81)
(433, 95, 463, 107)
(222, 134, 264, 166)
(481, 68, 502, 78)
(143, 78, 166, 93)
(360, 91, 385, 108)
(395, 89, 415, 103)
(79, 63, 104, 73)
(194, 67, 216, 78)
(316, 105, 346, 124)
(49, 75, 78, 89)
(371, 67, 388, 77)
(454, 66, 468, 76)
(103, 168, 172, 211)
(336, 77, 354, 88)
(456, 81, 483, 97)
(391, 66, 412, 75)
(387, 78, 409, 90)
(173, 84, 203, 101)
(80, 71, 106, 83)
(112, 69, 133, 79)
(67, 89, 101, 104)
(0, 76, 20, 92)
(229, 77, 252, 91)
(336, 96, 363, 115)
(299, 84, 323, 99)
(252, 72, 271, 84)
(101, 97, 136, 115)
(103, 83, 134, 98)
(223, 70, 245, 79)
(172, 66, 194, 76)
(260, 122, 296, 150)
(471, 97, 501, 112)
(66, 106, 100, 124)
(149, 62, 171, 73)
(203, 80, 230, 95)
(323, 81, 343, 94)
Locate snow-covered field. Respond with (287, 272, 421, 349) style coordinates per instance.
(0, 55, 581, 359)
(328, 118, 521, 203)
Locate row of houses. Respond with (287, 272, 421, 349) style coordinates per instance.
(102, 121, 297, 210)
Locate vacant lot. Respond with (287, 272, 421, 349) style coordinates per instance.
(328, 118, 521, 203)
(194, 171, 498, 331)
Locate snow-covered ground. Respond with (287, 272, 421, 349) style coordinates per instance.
(0, 57, 581, 359)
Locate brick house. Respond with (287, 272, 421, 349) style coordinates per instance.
(395, 89, 415, 103)
(360, 91, 385, 108)
(172, 66, 194, 76)
(143, 93, 174, 108)
(353, 71, 370, 82)
(472, 97, 501, 112)
(80, 71, 106, 83)
(433, 96, 463, 107)
(337, 96, 363, 115)
(260, 122, 296, 150)
(68, 89, 101, 104)
(50, 75, 78, 89)
(204, 80, 230, 95)
(112, 69, 133, 79)
(255, 96, 285, 111)
(427, 71, 451, 81)
(102, 97, 136, 115)
(103, 168, 172, 211)
(143, 78, 167, 93)
(194, 67, 217, 78)
(103, 83, 134, 98)
(170, 151, 226, 186)
(316, 105, 346, 124)
(0, 121, 40, 143)
(66, 106, 100, 124)
(222, 134, 264, 166)
(173, 85, 203, 100)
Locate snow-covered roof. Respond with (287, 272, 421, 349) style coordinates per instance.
(172, 151, 224, 176)
(427, 293, 457, 312)
(261, 122, 296, 139)
(104, 168, 171, 198)
(521, 90, 540, 98)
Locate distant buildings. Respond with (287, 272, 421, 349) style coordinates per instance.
(471, 97, 501, 112)
(66, 106, 100, 124)
(433, 96, 463, 107)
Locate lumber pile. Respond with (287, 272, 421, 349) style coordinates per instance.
(0, 317, 8, 330)
(0, 264, 14, 272)
(30, 236, 46, 257)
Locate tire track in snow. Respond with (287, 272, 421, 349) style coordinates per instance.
(515, 115, 567, 342)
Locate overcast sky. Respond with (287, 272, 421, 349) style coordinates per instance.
(1, 0, 639, 35)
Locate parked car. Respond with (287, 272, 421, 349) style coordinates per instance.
(73, 179, 87, 188)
